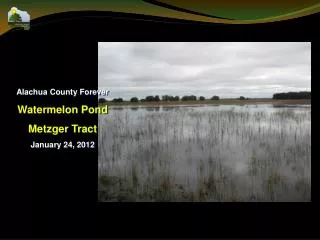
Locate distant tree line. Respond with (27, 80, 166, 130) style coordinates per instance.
(130, 97, 139, 102)
(211, 96, 220, 100)
(162, 95, 180, 101)
(99, 92, 310, 103)
(134, 95, 222, 102)
(112, 98, 124, 102)
(239, 96, 250, 100)
(145, 95, 161, 102)
(99, 95, 223, 103)
(273, 91, 311, 100)
(181, 95, 197, 101)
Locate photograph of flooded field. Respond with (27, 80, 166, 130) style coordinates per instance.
(98, 42, 311, 202)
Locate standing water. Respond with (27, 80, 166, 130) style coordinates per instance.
(98, 104, 311, 202)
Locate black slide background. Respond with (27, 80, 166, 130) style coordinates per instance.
(0, 11, 319, 238)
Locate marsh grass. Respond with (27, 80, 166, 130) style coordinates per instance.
(98, 105, 311, 202)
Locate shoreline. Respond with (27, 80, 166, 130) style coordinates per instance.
(103, 99, 311, 107)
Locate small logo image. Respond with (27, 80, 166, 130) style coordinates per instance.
(8, 7, 30, 30)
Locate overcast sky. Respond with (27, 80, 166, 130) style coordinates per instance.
(98, 42, 311, 100)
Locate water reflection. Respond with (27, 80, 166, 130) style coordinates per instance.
(273, 104, 311, 108)
(99, 104, 311, 202)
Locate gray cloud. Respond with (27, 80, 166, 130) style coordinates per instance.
(98, 42, 311, 100)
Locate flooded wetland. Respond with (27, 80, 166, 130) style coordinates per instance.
(98, 104, 311, 202)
